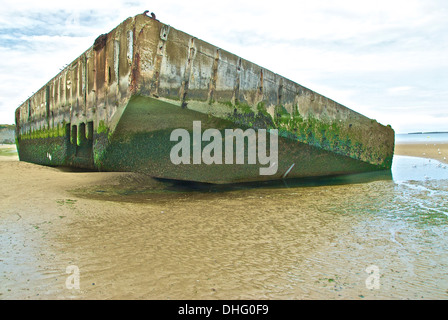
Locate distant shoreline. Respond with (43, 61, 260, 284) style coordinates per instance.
(405, 131, 448, 135)
(0, 124, 15, 144)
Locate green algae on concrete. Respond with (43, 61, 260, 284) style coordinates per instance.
(91, 95, 385, 183)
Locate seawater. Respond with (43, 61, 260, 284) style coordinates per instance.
(395, 132, 448, 144)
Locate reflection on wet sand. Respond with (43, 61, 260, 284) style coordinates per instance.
(1, 143, 448, 300)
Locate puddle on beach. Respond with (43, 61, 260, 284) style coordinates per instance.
(2, 155, 448, 299)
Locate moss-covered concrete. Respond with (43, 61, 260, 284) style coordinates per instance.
(92, 96, 384, 183)
(15, 94, 393, 183)
(17, 135, 70, 166)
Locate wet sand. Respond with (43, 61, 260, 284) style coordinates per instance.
(395, 142, 448, 164)
(1, 142, 448, 300)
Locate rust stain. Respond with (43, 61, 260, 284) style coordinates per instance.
(232, 58, 242, 105)
(208, 49, 220, 104)
(130, 52, 140, 94)
(255, 69, 264, 103)
(277, 78, 283, 106)
(129, 26, 140, 94)
(180, 39, 196, 108)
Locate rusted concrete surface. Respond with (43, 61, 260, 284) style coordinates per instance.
(15, 12, 394, 183)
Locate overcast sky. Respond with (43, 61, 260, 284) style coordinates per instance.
(0, 0, 447, 133)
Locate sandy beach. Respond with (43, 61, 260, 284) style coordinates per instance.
(1, 141, 448, 300)
(395, 142, 448, 164)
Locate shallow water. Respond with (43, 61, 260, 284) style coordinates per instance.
(392, 155, 448, 182)
(2, 155, 448, 299)
(396, 132, 448, 144)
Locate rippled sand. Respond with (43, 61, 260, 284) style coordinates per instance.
(1, 143, 448, 300)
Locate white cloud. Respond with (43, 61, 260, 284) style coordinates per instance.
(387, 86, 414, 95)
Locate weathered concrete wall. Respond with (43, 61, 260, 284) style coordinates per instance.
(128, 14, 394, 168)
(15, 12, 394, 179)
(15, 16, 136, 136)
(0, 125, 15, 144)
(15, 16, 136, 168)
